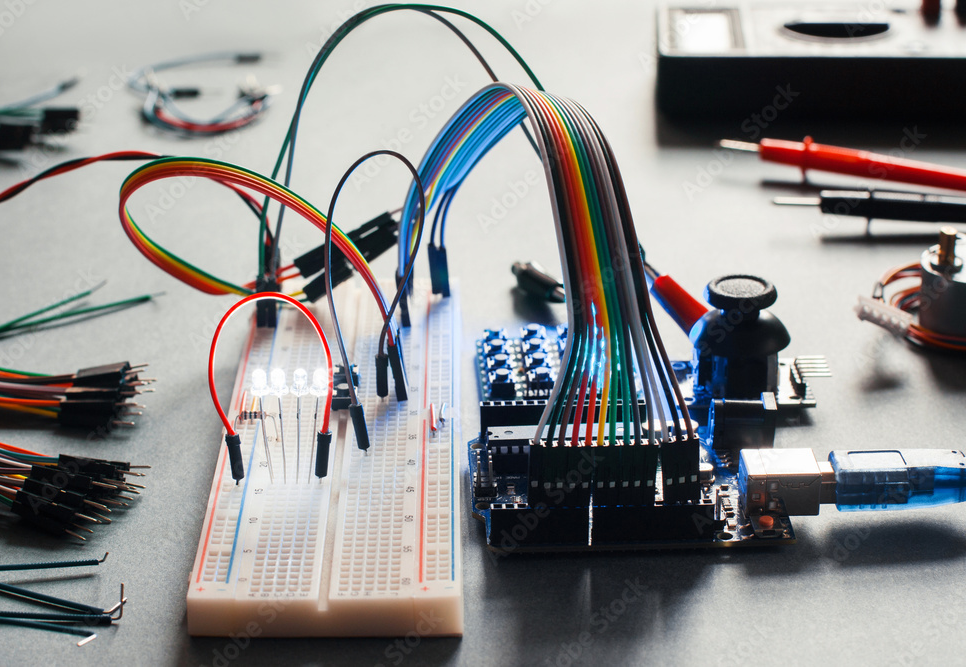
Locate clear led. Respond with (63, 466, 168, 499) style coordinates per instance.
(251, 369, 269, 397)
(292, 368, 308, 397)
(309, 368, 327, 397)
(270, 368, 289, 397)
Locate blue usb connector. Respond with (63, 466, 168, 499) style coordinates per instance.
(831, 449, 966, 511)
(739, 448, 966, 516)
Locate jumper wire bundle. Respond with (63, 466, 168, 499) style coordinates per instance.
(0, 363, 151, 430)
(398, 83, 692, 451)
(0, 441, 146, 540)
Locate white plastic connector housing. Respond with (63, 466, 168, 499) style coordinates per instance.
(854, 295, 913, 338)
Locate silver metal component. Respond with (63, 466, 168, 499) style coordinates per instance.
(257, 397, 274, 484)
(938, 226, 959, 268)
(267, 413, 285, 484)
(308, 396, 320, 483)
(296, 395, 302, 484)
(920, 230, 966, 337)
(718, 139, 760, 152)
(773, 196, 822, 206)
(738, 448, 836, 516)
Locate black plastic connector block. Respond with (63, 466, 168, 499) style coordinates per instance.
(29, 465, 93, 495)
(39, 107, 79, 133)
(388, 343, 409, 402)
(593, 440, 659, 508)
(488, 504, 589, 551)
(170, 87, 202, 99)
(709, 392, 778, 452)
(234, 53, 262, 64)
(296, 212, 398, 302)
(512, 261, 565, 303)
(528, 443, 594, 508)
(472, 448, 498, 499)
(375, 353, 390, 398)
(57, 455, 124, 481)
(0, 122, 34, 150)
(254, 279, 280, 328)
(57, 400, 120, 429)
(348, 403, 370, 451)
(63, 386, 119, 401)
(331, 364, 359, 411)
(21, 478, 86, 511)
(225, 433, 244, 481)
(397, 273, 411, 328)
(427, 244, 450, 297)
(660, 434, 701, 504)
(592, 502, 719, 544)
(12, 491, 80, 535)
(315, 431, 332, 478)
(74, 362, 132, 387)
(302, 258, 352, 303)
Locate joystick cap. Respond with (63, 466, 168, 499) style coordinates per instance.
(705, 274, 777, 313)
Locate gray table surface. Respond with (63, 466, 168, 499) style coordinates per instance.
(2, 1, 965, 665)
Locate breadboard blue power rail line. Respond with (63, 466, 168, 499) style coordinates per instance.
(187, 281, 462, 637)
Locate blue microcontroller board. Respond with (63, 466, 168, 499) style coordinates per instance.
(469, 324, 803, 553)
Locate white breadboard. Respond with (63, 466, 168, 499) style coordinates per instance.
(187, 281, 462, 637)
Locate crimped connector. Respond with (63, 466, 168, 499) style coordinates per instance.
(427, 243, 451, 297)
(315, 431, 332, 478)
(254, 279, 280, 328)
(375, 353, 390, 398)
(225, 433, 245, 482)
(348, 404, 370, 451)
(11, 491, 98, 541)
(388, 342, 409, 402)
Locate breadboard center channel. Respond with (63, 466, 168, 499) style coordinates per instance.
(188, 281, 462, 637)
